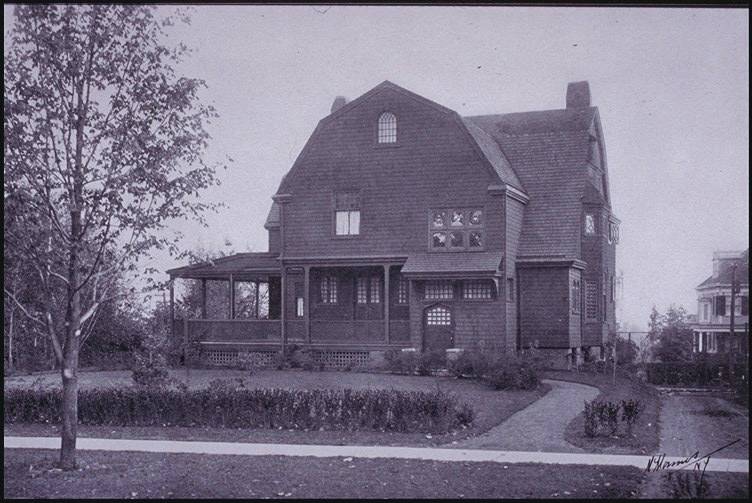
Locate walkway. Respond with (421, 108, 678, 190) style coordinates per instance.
(5, 436, 747, 473)
(453, 379, 599, 452)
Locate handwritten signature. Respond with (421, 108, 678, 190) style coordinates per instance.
(645, 439, 741, 485)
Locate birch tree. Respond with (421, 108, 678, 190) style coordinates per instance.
(4, 5, 221, 469)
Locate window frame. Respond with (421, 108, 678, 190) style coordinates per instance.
(584, 213, 596, 235)
(396, 276, 409, 304)
(428, 207, 486, 252)
(571, 278, 581, 314)
(376, 111, 399, 146)
(319, 275, 338, 304)
(585, 280, 598, 320)
(424, 280, 454, 300)
(462, 279, 494, 300)
(333, 192, 362, 239)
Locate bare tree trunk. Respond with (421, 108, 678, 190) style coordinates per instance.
(60, 207, 82, 470)
(7, 298, 15, 373)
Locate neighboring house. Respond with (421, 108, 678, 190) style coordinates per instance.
(692, 249, 749, 355)
(167, 80, 619, 368)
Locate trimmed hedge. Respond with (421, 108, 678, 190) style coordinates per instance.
(645, 362, 746, 386)
(4, 384, 474, 434)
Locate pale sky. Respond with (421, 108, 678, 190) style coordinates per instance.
(4, 5, 749, 331)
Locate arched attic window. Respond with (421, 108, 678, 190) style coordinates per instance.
(377, 112, 397, 144)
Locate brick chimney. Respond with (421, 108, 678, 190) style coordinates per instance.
(331, 96, 348, 114)
(566, 81, 590, 108)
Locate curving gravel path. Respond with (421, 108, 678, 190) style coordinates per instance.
(452, 379, 599, 453)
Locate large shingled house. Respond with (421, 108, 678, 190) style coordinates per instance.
(167, 80, 619, 369)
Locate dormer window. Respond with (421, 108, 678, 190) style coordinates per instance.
(377, 112, 397, 144)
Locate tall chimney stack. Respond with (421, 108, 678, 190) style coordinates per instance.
(566, 81, 591, 108)
(331, 96, 348, 114)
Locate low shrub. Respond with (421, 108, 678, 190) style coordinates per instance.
(416, 350, 447, 376)
(583, 400, 599, 437)
(620, 399, 644, 435)
(582, 398, 644, 437)
(482, 357, 539, 391)
(5, 384, 474, 434)
(384, 350, 418, 375)
(447, 350, 493, 379)
(131, 352, 171, 388)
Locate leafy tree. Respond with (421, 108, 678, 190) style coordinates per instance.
(4, 5, 221, 469)
(648, 305, 694, 363)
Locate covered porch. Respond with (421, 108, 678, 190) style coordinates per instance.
(167, 253, 283, 358)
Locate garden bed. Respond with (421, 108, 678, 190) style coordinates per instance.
(542, 369, 660, 454)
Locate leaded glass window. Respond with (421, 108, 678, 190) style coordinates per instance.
(378, 112, 397, 143)
(429, 207, 484, 251)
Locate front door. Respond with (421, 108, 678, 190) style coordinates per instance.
(423, 304, 454, 351)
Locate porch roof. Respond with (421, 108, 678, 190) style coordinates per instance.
(167, 252, 280, 280)
(400, 251, 504, 279)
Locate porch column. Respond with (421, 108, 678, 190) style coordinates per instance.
(254, 281, 260, 319)
(383, 264, 390, 344)
(201, 279, 207, 319)
(229, 274, 236, 319)
(304, 266, 311, 343)
(280, 267, 287, 353)
(169, 278, 175, 341)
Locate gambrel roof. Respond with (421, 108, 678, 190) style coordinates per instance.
(465, 107, 600, 258)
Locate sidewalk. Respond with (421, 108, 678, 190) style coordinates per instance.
(5, 436, 748, 473)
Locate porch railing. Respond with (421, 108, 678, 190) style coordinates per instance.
(188, 319, 281, 342)
(311, 320, 385, 343)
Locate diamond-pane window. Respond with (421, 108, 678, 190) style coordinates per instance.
(469, 231, 483, 248)
(378, 112, 397, 143)
(585, 281, 597, 319)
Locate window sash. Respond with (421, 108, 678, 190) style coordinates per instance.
(425, 281, 453, 300)
(377, 112, 397, 143)
(429, 208, 484, 251)
(463, 280, 492, 299)
(335, 210, 360, 235)
(585, 214, 595, 235)
(370, 276, 381, 303)
(585, 281, 598, 319)
(397, 278, 408, 304)
(356, 277, 368, 304)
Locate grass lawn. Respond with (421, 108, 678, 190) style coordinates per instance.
(542, 369, 660, 455)
(4, 448, 645, 499)
(4, 369, 551, 446)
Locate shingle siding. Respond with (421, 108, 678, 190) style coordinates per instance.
(519, 267, 571, 348)
(279, 87, 501, 258)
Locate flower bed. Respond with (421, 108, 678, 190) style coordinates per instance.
(4, 382, 474, 434)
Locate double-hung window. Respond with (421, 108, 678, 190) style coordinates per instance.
(356, 275, 381, 304)
(335, 192, 360, 236)
(320, 276, 337, 304)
